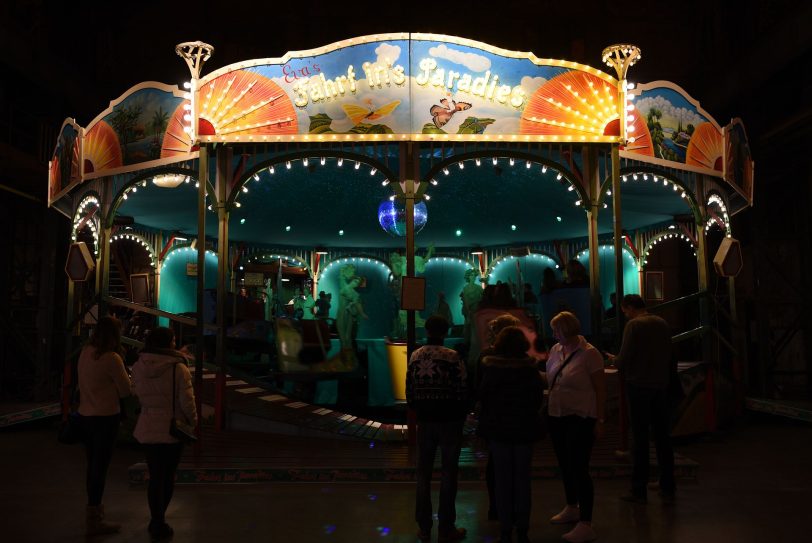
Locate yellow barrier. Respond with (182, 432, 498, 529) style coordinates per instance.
(385, 342, 408, 402)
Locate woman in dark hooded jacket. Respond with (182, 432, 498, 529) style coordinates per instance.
(478, 326, 544, 543)
(132, 327, 197, 542)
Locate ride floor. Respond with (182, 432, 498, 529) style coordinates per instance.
(127, 365, 698, 484)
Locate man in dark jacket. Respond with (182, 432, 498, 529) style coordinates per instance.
(407, 315, 469, 542)
(606, 294, 675, 503)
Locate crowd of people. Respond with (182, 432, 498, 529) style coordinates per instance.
(407, 293, 677, 543)
(71, 287, 674, 543)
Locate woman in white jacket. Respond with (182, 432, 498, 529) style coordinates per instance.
(132, 327, 197, 542)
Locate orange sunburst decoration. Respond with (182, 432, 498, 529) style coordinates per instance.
(520, 71, 620, 138)
(83, 121, 123, 174)
(49, 156, 61, 200)
(198, 71, 298, 137)
(686, 122, 723, 171)
(623, 106, 654, 156)
(161, 100, 193, 157)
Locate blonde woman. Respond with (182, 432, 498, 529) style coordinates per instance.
(77, 316, 131, 535)
(546, 311, 606, 543)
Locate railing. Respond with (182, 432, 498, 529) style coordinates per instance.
(611, 290, 741, 445)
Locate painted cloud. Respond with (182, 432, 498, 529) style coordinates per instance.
(428, 44, 491, 72)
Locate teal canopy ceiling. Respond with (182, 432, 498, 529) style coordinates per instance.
(116, 159, 693, 248)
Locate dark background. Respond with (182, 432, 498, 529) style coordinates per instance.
(1, 0, 809, 401)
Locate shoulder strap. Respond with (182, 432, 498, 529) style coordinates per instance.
(551, 349, 580, 390)
(171, 363, 177, 416)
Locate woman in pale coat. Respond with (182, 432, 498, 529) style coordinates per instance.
(77, 316, 131, 535)
(132, 327, 197, 542)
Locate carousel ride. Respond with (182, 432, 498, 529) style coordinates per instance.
(50, 35, 753, 434)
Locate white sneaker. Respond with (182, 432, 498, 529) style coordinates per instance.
(562, 522, 597, 542)
(550, 505, 580, 524)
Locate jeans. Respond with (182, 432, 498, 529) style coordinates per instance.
(489, 441, 534, 537)
(626, 385, 675, 496)
(415, 420, 464, 532)
(549, 415, 596, 521)
(82, 415, 120, 506)
(143, 443, 184, 523)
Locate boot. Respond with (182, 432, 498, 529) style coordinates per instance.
(86, 505, 121, 536)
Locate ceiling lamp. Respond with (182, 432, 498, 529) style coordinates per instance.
(152, 174, 185, 188)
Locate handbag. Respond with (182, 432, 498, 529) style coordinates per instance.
(58, 385, 84, 445)
(539, 348, 580, 437)
(58, 411, 84, 445)
(168, 363, 197, 444)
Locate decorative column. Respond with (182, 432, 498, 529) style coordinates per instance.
(176, 40, 214, 446)
(583, 146, 602, 331)
(602, 43, 642, 340)
(401, 142, 418, 447)
(214, 146, 231, 431)
(97, 179, 113, 316)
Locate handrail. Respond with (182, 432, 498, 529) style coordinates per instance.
(670, 325, 737, 356)
(671, 325, 710, 344)
(648, 291, 707, 314)
(122, 336, 145, 349)
(66, 293, 102, 331)
(705, 295, 739, 327)
(710, 326, 738, 355)
(103, 295, 217, 330)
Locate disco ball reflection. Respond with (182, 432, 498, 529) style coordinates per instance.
(377, 199, 428, 237)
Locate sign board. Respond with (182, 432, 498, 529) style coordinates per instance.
(186, 263, 197, 276)
(65, 242, 95, 282)
(197, 33, 621, 144)
(244, 272, 265, 286)
(401, 276, 426, 311)
(130, 273, 151, 303)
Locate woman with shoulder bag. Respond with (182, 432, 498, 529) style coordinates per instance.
(132, 327, 197, 542)
(77, 316, 132, 536)
(546, 312, 607, 543)
(478, 326, 544, 543)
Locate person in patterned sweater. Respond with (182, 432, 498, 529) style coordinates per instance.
(407, 315, 470, 542)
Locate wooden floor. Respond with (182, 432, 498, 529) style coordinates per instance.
(129, 365, 699, 485)
(746, 397, 812, 423)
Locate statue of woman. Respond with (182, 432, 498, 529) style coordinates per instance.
(336, 265, 368, 350)
(460, 268, 483, 345)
